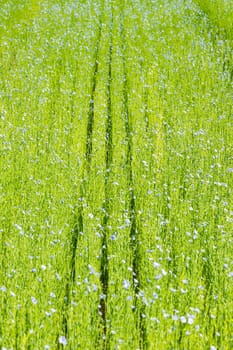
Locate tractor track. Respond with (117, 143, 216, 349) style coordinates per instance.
(98, 8, 113, 349)
(120, 10, 148, 350)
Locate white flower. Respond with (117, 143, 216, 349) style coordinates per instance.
(153, 262, 160, 268)
(123, 280, 130, 290)
(172, 315, 179, 321)
(180, 316, 186, 323)
(59, 336, 67, 346)
(155, 274, 162, 280)
(188, 316, 194, 324)
(125, 219, 131, 226)
(161, 269, 167, 276)
(14, 223, 23, 231)
(31, 297, 37, 305)
(55, 273, 61, 280)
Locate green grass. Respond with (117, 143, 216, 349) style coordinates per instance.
(0, 0, 233, 349)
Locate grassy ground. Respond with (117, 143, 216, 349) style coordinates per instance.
(0, 0, 233, 349)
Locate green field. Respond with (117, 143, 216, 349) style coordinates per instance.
(0, 0, 233, 349)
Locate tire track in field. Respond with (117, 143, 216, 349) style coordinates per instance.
(143, 85, 149, 132)
(97, 10, 113, 348)
(120, 12, 148, 350)
(59, 7, 104, 347)
(86, 21, 103, 168)
(60, 208, 84, 344)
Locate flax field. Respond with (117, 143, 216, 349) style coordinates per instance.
(0, 0, 233, 349)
